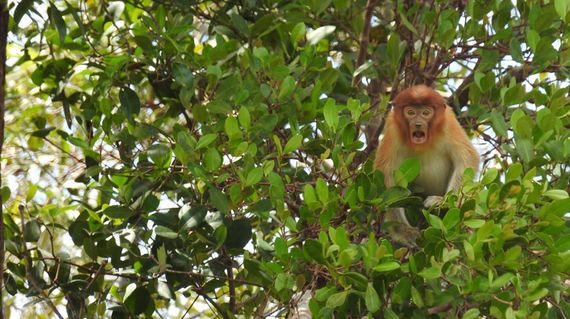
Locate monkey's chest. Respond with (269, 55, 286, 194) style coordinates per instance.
(412, 152, 452, 196)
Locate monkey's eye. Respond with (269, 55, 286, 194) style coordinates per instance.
(422, 109, 431, 116)
(406, 109, 416, 116)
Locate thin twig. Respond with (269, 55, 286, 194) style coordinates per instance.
(352, 0, 377, 87)
(225, 250, 236, 313)
(0, 0, 9, 319)
(0, 4, 8, 318)
(427, 301, 452, 314)
(18, 205, 65, 319)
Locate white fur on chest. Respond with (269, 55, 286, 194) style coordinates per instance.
(400, 142, 452, 196)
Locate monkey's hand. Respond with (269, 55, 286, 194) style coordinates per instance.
(424, 195, 444, 207)
(388, 224, 419, 248)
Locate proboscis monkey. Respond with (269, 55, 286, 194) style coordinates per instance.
(375, 85, 479, 243)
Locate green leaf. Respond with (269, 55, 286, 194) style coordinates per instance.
(1, 186, 10, 202)
(515, 138, 534, 163)
(555, 0, 570, 21)
(102, 206, 134, 219)
(278, 76, 296, 101)
(524, 288, 549, 302)
(179, 205, 207, 230)
(173, 63, 194, 87)
(225, 117, 242, 140)
(155, 226, 177, 239)
(214, 225, 227, 246)
(411, 286, 424, 308)
(443, 208, 460, 230)
(303, 184, 318, 205)
(323, 99, 339, 130)
(230, 13, 250, 36)
(283, 134, 303, 154)
(225, 219, 252, 250)
(387, 33, 404, 66)
(275, 273, 295, 292)
(315, 178, 329, 203)
(505, 163, 523, 181)
(148, 144, 171, 168)
(209, 187, 230, 215)
(203, 148, 222, 171)
(543, 189, 569, 200)
(268, 172, 285, 203)
(526, 29, 540, 52)
(462, 309, 480, 319)
(397, 158, 420, 183)
(245, 167, 263, 187)
(490, 110, 508, 137)
(49, 2, 67, 44)
(253, 47, 269, 63)
(124, 286, 154, 315)
(24, 220, 41, 242)
(119, 87, 141, 124)
(384, 309, 399, 319)
(207, 65, 222, 78)
(26, 185, 38, 201)
(481, 168, 498, 184)
(333, 227, 349, 250)
(196, 134, 217, 149)
(365, 283, 381, 313)
(206, 100, 231, 113)
(347, 98, 362, 121)
(491, 273, 515, 289)
(31, 127, 55, 138)
(291, 23, 306, 46)
(238, 107, 251, 131)
(509, 38, 524, 63)
(373, 261, 400, 272)
(303, 239, 324, 263)
(427, 214, 444, 230)
(503, 84, 526, 106)
(14, 0, 35, 24)
(464, 241, 475, 261)
(513, 114, 533, 138)
(326, 290, 348, 309)
(539, 198, 570, 218)
(418, 266, 441, 280)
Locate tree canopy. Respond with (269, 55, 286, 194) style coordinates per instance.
(0, 0, 569, 318)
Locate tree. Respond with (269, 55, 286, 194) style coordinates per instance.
(1, 0, 569, 318)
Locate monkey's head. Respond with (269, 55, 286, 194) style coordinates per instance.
(392, 85, 447, 148)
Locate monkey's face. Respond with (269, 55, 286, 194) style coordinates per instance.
(403, 106, 434, 144)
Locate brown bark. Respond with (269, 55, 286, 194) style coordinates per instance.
(0, 3, 9, 319)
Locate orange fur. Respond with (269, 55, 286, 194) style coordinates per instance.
(374, 85, 479, 239)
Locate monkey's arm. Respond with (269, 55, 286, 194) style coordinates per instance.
(375, 119, 412, 226)
(375, 130, 419, 248)
(446, 110, 480, 192)
(424, 109, 479, 207)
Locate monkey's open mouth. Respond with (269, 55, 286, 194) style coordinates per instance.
(411, 130, 427, 144)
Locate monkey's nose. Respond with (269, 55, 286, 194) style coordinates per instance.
(415, 123, 422, 128)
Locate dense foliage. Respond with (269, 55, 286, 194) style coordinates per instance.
(1, 0, 569, 318)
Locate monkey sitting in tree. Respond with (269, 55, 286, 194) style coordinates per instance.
(375, 85, 480, 245)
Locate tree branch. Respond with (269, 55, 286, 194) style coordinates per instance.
(352, 0, 376, 87)
(18, 206, 64, 319)
(0, 4, 8, 318)
(225, 252, 236, 313)
(451, 61, 563, 110)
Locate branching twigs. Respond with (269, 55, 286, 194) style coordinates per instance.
(427, 301, 452, 314)
(17, 206, 65, 319)
(0, 3, 8, 318)
(224, 250, 236, 314)
(352, 0, 376, 87)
